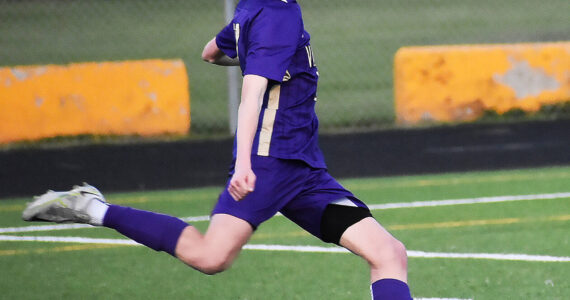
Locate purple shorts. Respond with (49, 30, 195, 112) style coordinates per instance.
(212, 156, 368, 241)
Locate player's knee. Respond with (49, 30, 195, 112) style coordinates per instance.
(391, 238, 408, 267)
(177, 247, 234, 275)
(370, 237, 407, 270)
(180, 251, 232, 275)
(197, 256, 232, 275)
(196, 248, 236, 275)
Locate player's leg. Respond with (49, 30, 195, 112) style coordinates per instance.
(22, 184, 253, 275)
(175, 213, 253, 274)
(319, 203, 411, 300)
(279, 168, 412, 300)
(104, 205, 254, 275)
(23, 157, 304, 274)
(338, 217, 411, 300)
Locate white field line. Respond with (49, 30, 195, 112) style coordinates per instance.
(367, 192, 570, 210)
(0, 235, 139, 245)
(0, 223, 93, 233)
(0, 216, 210, 233)
(1, 235, 569, 263)
(2, 192, 569, 234)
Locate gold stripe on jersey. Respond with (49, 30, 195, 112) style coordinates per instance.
(257, 84, 281, 156)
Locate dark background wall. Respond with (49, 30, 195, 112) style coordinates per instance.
(1, 120, 568, 199)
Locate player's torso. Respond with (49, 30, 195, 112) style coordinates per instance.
(232, 0, 326, 168)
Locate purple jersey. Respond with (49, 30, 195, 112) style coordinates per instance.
(216, 0, 326, 169)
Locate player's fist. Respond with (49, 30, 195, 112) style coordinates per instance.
(228, 168, 256, 201)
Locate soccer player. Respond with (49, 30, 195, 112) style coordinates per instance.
(22, 0, 412, 299)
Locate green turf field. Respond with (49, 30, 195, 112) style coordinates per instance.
(1, 166, 568, 299)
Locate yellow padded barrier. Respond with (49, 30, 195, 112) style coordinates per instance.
(394, 42, 570, 124)
(0, 59, 190, 143)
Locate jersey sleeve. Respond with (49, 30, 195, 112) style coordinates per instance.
(243, 7, 302, 82)
(215, 22, 238, 59)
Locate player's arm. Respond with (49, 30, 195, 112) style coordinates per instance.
(201, 37, 240, 66)
(228, 74, 267, 201)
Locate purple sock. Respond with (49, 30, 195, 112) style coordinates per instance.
(103, 205, 189, 257)
(371, 278, 412, 300)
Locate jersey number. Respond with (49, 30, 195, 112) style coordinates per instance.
(233, 23, 240, 57)
(305, 45, 316, 68)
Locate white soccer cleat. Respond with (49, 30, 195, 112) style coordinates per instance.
(22, 183, 108, 225)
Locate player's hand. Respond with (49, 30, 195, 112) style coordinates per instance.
(228, 168, 256, 201)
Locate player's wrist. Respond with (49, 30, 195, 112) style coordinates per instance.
(235, 157, 252, 171)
